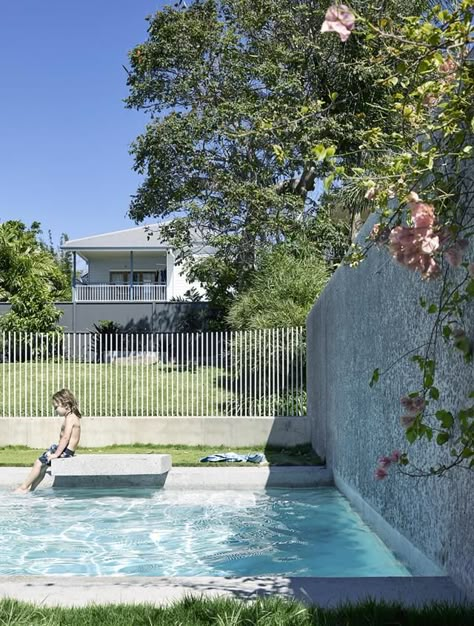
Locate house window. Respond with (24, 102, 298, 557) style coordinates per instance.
(109, 271, 166, 284)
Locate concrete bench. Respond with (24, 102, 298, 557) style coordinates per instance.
(50, 454, 172, 488)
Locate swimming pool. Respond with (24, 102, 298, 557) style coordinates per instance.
(1, 487, 410, 577)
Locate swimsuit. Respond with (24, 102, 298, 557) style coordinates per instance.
(38, 444, 75, 466)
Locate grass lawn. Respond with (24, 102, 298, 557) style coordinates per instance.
(0, 363, 303, 416)
(0, 597, 472, 626)
(0, 443, 322, 467)
(0, 363, 235, 417)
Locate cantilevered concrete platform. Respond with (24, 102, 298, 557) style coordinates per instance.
(51, 454, 172, 487)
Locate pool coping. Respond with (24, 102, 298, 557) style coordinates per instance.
(0, 575, 468, 608)
(0, 465, 333, 489)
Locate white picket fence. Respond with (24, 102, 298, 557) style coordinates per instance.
(0, 328, 306, 417)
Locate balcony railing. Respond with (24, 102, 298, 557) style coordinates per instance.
(74, 283, 167, 302)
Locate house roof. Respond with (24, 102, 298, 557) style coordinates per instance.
(62, 222, 212, 253)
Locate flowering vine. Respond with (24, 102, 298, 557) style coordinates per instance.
(321, 1, 474, 478)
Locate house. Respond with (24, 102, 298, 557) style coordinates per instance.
(49, 222, 216, 332)
(62, 222, 212, 303)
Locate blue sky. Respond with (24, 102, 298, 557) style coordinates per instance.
(0, 0, 167, 248)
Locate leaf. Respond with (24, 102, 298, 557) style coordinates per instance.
(442, 325, 452, 339)
(429, 387, 440, 400)
(406, 428, 417, 444)
(435, 410, 454, 428)
(311, 144, 326, 160)
(418, 58, 433, 74)
(427, 303, 437, 314)
(436, 432, 450, 445)
(323, 174, 335, 191)
(423, 374, 434, 388)
(369, 368, 380, 387)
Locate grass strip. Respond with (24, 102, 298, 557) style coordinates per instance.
(0, 596, 472, 626)
(0, 443, 323, 467)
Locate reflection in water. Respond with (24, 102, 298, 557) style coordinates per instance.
(0, 487, 410, 577)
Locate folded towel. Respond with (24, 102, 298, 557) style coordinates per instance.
(199, 452, 267, 464)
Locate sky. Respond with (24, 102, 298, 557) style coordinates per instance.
(0, 0, 168, 249)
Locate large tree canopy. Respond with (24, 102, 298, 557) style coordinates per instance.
(125, 0, 427, 304)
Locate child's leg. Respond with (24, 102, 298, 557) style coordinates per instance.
(14, 459, 46, 493)
(29, 463, 48, 492)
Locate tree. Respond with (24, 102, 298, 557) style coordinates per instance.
(0, 221, 65, 332)
(125, 0, 428, 306)
(227, 246, 329, 329)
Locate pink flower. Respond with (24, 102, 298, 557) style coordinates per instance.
(388, 202, 441, 280)
(320, 4, 355, 42)
(378, 456, 392, 468)
(423, 94, 439, 108)
(369, 223, 390, 245)
(400, 414, 416, 429)
(468, 263, 474, 278)
(375, 466, 388, 480)
(401, 396, 425, 415)
(453, 327, 466, 339)
(444, 239, 469, 268)
(390, 450, 402, 463)
(411, 202, 435, 230)
(407, 191, 420, 204)
(439, 57, 457, 81)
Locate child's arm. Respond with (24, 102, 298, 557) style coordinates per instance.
(48, 416, 74, 459)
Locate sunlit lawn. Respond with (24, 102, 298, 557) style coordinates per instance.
(0, 363, 235, 417)
(0, 362, 302, 416)
(0, 443, 322, 467)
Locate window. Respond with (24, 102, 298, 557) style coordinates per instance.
(109, 270, 167, 284)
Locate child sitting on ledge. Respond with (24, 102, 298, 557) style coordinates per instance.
(14, 388, 81, 494)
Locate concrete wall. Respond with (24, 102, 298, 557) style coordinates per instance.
(307, 212, 474, 596)
(0, 416, 311, 448)
(0, 302, 216, 332)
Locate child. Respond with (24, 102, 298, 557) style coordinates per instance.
(15, 389, 82, 493)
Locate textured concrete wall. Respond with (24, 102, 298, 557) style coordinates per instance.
(0, 415, 311, 448)
(307, 212, 474, 596)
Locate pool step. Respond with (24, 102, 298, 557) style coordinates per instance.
(51, 454, 172, 488)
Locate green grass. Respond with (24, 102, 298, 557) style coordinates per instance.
(0, 597, 472, 626)
(0, 363, 304, 416)
(0, 443, 322, 467)
(0, 363, 234, 417)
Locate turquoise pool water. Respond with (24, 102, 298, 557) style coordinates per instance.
(1, 487, 410, 577)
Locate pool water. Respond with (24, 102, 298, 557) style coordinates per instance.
(0, 487, 410, 577)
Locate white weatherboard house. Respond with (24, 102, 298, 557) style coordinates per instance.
(62, 223, 211, 303)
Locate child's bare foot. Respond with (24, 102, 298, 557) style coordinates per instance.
(13, 486, 30, 494)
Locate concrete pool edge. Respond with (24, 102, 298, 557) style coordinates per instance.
(333, 471, 445, 578)
(0, 465, 333, 489)
(0, 575, 468, 608)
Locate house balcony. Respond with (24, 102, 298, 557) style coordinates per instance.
(74, 283, 168, 303)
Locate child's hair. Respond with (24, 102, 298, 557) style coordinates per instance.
(52, 388, 82, 418)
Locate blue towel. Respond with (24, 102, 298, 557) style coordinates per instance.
(199, 452, 267, 464)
